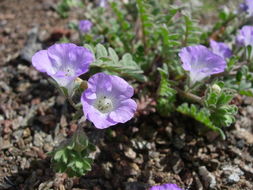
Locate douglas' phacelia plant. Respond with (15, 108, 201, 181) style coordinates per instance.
(31, 0, 253, 179)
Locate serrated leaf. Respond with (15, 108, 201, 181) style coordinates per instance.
(157, 65, 177, 115)
(177, 103, 225, 139)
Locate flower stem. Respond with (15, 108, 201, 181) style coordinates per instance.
(67, 96, 79, 110)
(174, 86, 203, 105)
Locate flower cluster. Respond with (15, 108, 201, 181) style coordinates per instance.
(150, 183, 182, 190)
(32, 43, 137, 129)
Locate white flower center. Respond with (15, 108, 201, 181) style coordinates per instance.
(95, 95, 114, 113)
(65, 68, 74, 77)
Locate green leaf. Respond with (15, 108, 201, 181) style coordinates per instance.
(50, 129, 96, 177)
(157, 65, 177, 115)
(54, 149, 65, 161)
(204, 84, 237, 128)
(75, 160, 83, 169)
(82, 159, 92, 171)
(108, 47, 119, 63)
(177, 103, 226, 139)
(239, 89, 253, 96)
(92, 45, 146, 82)
(96, 44, 108, 58)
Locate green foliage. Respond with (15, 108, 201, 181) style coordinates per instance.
(177, 103, 226, 139)
(85, 44, 146, 82)
(204, 83, 237, 128)
(136, 0, 154, 49)
(207, 9, 236, 41)
(54, 0, 246, 141)
(225, 65, 253, 97)
(157, 65, 177, 115)
(111, 2, 135, 52)
(50, 129, 95, 177)
(182, 15, 201, 46)
(177, 83, 237, 139)
(56, 0, 83, 18)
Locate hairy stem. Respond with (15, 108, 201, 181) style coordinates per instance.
(174, 86, 203, 105)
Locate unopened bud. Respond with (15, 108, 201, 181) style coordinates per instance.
(75, 78, 88, 91)
(80, 81, 88, 91)
(211, 84, 221, 94)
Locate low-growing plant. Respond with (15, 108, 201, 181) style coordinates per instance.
(31, 0, 253, 177)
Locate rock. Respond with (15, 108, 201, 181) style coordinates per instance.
(198, 166, 216, 189)
(240, 164, 253, 179)
(131, 138, 153, 150)
(0, 138, 12, 150)
(38, 181, 54, 190)
(33, 133, 43, 147)
(222, 165, 244, 184)
(124, 147, 136, 160)
(20, 27, 42, 62)
(11, 116, 23, 130)
(102, 162, 113, 179)
(128, 163, 140, 176)
(12, 129, 23, 140)
(169, 153, 184, 174)
(172, 136, 185, 149)
(23, 128, 31, 138)
(124, 182, 149, 190)
(228, 173, 240, 183)
(233, 128, 253, 144)
(43, 143, 53, 152)
(193, 171, 204, 190)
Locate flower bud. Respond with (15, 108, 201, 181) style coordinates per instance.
(80, 81, 88, 91)
(211, 84, 221, 94)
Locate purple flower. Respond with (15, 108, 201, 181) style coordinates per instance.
(32, 43, 94, 94)
(236, 26, 253, 47)
(179, 45, 226, 84)
(242, 0, 253, 15)
(150, 183, 182, 190)
(81, 73, 137, 129)
(79, 20, 93, 33)
(210, 39, 232, 59)
(239, 3, 248, 12)
(99, 0, 107, 7)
